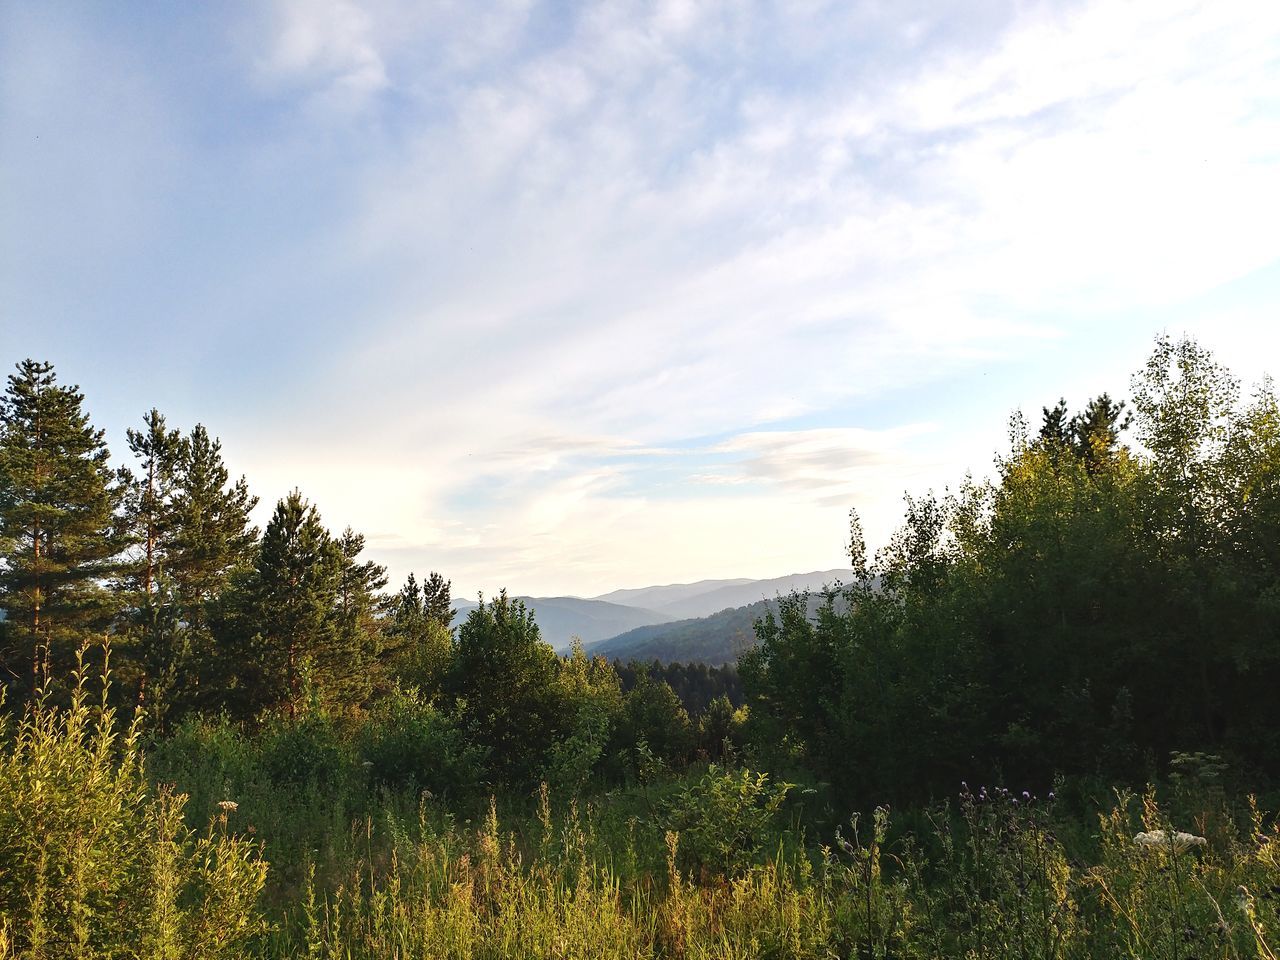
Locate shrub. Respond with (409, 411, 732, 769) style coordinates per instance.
(664, 764, 794, 878)
(258, 707, 348, 790)
(0, 651, 267, 958)
(356, 686, 485, 797)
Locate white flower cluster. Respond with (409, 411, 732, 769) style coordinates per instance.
(217, 800, 239, 813)
(1133, 830, 1206, 853)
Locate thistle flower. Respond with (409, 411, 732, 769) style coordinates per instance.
(1134, 830, 1206, 854)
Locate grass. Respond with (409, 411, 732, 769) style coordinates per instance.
(3, 662, 1280, 958)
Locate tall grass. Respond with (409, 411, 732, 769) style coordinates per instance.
(3, 660, 1279, 959)
(0, 648, 266, 959)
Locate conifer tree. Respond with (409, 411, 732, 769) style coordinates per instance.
(422, 570, 455, 628)
(122, 409, 182, 602)
(0, 361, 126, 688)
(334, 527, 388, 703)
(385, 572, 454, 695)
(120, 418, 258, 721)
(167, 424, 259, 617)
(250, 491, 341, 712)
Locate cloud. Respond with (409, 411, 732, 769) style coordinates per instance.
(7, 0, 1280, 597)
(711, 426, 936, 490)
(213, 0, 1280, 593)
(255, 0, 389, 109)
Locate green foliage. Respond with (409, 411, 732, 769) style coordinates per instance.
(544, 641, 623, 794)
(0, 650, 266, 958)
(664, 764, 794, 877)
(356, 686, 485, 797)
(0, 361, 126, 689)
(615, 672, 694, 774)
(743, 337, 1280, 803)
(259, 706, 349, 790)
(449, 591, 564, 782)
(226, 491, 382, 714)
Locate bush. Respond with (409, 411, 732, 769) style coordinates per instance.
(259, 708, 348, 790)
(664, 764, 794, 878)
(0, 652, 266, 958)
(356, 686, 485, 797)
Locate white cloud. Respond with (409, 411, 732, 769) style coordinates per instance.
(221, 0, 1279, 592)
(10, 0, 1280, 596)
(255, 0, 389, 110)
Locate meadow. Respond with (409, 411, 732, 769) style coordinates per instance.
(2, 656, 1278, 959)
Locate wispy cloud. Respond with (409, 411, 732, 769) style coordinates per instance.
(4, 0, 1278, 596)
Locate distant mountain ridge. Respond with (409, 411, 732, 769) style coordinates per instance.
(452, 596, 672, 651)
(593, 578, 755, 612)
(638, 569, 852, 620)
(589, 591, 852, 666)
(449, 569, 854, 661)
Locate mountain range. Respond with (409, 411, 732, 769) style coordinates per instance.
(452, 569, 852, 659)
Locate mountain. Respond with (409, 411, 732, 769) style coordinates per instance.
(451, 596, 672, 651)
(592, 578, 755, 612)
(642, 569, 852, 620)
(447, 570, 854, 659)
(590, 591, 850, 666)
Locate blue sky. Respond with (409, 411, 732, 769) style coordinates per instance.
(3, 0, 1279, 598)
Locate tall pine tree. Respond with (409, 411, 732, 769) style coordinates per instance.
(167, 424, 258, 620)
(334, 527, 388, 703)
(0, 361, 126, 690)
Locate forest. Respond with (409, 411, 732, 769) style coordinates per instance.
(2, 333, 1279, 958)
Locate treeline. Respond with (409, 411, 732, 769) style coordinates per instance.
(615, 660, 743, 713)
(0, 359, 444, 723)
(4, 333, 1279, 807)
(0, 362, 739, 790)
(743, 335, 1280, 804)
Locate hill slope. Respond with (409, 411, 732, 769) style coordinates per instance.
(452, 596, 672, 651)
(591, 591, 849, 665)
(592, 578, 755, 612)
(648, 569, 852, 620)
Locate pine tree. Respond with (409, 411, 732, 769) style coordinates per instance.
(334, 527, 388, 703)
(0, 361, 126, 689)
(167, 424, 258, 617)
(384, 572, 453, 696)
(122, 409, 182, 602)
(119, 418, 258, 722)
(1070, 393, 1130, 470)
(253, 491, 339, 712)
(422, 570, 454, 628)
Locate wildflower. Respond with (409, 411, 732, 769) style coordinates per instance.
(217, 800, 239, 813)
(361, 760, 374, 769)
(1134, 830, 1206, 854)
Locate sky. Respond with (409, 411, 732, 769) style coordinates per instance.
(2, 0, 1279, 600)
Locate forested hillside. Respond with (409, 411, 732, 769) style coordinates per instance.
(592, 592, 850, 665)
(451, 595, 673, 650)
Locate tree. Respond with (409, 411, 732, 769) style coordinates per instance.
(334, 527, 388, 703)
(448, 591, 564, 781)
(0, 361, 126, 690)
(614, 672, 693, 770)
(245, 491, 344, 714)
(422, 570, 454, 628)
(122, 409, 182, 603)
(385, 571, 456, 697)
(166, 424, 258, 617)
(122, 419, 257, 722)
